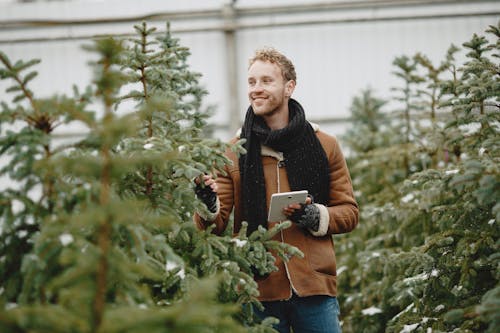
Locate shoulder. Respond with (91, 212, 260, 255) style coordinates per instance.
(310, 123, 339, 145)
(223, 136, 242, 167)
(316, 129, 338, 146)
(312, 125, 342, 160)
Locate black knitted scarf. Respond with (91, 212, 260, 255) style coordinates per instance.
(239, 99, 330, 235)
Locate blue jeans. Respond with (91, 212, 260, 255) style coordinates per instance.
(254, 293, 342, 333)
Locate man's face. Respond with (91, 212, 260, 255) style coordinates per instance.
(247, 60, 293, 117)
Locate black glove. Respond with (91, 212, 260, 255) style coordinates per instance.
(195, 183, 217, 213)
(289, 203, 320, 231)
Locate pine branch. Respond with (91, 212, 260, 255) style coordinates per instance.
(0, 52, 41, 118)
(1, 53, 59, 213)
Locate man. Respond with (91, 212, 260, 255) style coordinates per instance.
(194, 48, 358, 333)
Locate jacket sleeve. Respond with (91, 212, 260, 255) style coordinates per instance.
(193, 152, 237, 236)
(310, 134, 359, 236)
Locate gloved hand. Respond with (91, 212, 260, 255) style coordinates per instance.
(288, 203, 320, 232)
(194, 174, 218, 213)
(195, 183, 217, 213)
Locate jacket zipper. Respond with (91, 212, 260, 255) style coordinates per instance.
(276, 158, 297, 300)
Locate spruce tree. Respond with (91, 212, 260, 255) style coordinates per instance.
(337, 22, 499, 333)
(0, 22, 302, 332)
(413, 46, 459, 169)
(342, 88, 392, 204)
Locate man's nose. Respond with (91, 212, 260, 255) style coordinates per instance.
(249, 82, 264, 93)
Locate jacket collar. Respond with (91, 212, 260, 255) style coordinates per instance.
(261, 145, 284, 160)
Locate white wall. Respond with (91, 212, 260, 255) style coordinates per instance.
(0, 0, 498, 142)
(234, 15, 498, 137)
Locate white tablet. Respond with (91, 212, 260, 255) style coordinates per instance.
(267, 190, 308, 222)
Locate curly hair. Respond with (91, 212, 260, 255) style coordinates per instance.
(248, 47, 297, 82)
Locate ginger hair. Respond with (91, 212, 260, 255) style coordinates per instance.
(248, 47, 297, 82)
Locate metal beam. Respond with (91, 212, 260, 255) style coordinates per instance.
(0, 0, 495, 28)
(0, 0, 499, 44)
(222, 3, 242, 135)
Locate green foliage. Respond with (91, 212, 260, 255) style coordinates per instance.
(338, 22, 499, 332)
(0, 47, 96, 308)
(0, 22, 294, 332)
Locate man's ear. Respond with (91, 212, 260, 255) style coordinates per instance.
(285, 80, 296, 97)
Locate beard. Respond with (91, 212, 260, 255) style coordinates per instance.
(250, 93, 286, 117)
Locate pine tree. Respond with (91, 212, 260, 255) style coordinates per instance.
(337, 22, 499, 333)
(413, 46, 459, 169)
(391, 55, 425, 177)
(0, 51, 94, 304)
(342, 88, 392, 204)
(0, 22, 302, 332)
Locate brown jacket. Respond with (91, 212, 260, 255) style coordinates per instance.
(194, 125, 358, 301)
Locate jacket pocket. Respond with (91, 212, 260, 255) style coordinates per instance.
(305, 235, 337, 276)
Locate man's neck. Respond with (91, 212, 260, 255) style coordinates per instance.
(263, 103, 290, 130)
